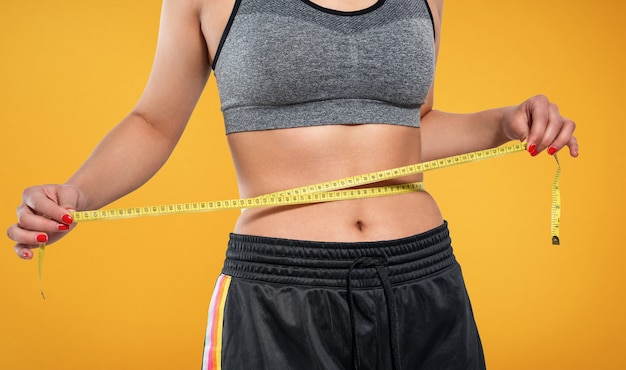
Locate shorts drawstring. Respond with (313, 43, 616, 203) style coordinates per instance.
(347, 257, 401, 370)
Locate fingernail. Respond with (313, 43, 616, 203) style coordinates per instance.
(23, 250, 31, 259)
(531, 150, 539, 157)
(62, 214, 73, 224)
(548, 147, 557, 155)
(58, 224, 70, 231)
(528, 144, 536, 153)
(37, 234, 48, 243)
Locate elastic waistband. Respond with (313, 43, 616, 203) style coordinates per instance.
(222, 221, 456, 287)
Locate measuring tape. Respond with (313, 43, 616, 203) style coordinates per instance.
(70, 142, 561, 241)
(37, 142, 562, 298)
(551, 154, 561, 245)
(71, 142, 540, 215)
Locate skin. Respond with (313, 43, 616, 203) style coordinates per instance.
(6, 0, 578, 259)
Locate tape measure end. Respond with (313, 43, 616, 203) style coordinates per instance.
(551, 236, 560, 246)
(38, 243, 46, 299)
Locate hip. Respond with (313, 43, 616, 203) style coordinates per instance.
(204, 221, 486, 369)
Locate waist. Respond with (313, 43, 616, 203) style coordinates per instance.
(233, 189, 444, 241)
(228, 124, 440, 240)
(222, 221, 456, 287)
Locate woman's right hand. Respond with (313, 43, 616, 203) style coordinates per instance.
(6, 184, 84, 260)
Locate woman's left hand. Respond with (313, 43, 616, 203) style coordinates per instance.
(502, 95, 578, 157)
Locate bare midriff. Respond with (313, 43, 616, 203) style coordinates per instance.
(227, 124, 444, 242)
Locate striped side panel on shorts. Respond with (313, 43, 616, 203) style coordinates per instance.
(202, 274, 232, 370)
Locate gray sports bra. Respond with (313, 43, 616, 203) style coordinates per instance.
(213, 0, 435, 134)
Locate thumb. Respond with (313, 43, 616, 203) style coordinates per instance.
(55, 184, 85, 224)
(502, 106, 529, 142)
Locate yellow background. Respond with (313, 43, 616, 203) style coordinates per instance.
(1, 1, 624, 369)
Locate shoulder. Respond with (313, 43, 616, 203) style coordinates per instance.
(426, 0, 444, 28)
(426, 0, 443, 41)
(426, 0, 444, 20)
(161, 0, 222, 21)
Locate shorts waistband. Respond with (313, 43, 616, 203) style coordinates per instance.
(222, 221, 456, 287)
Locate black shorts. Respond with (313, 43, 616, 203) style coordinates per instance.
(202, 222, 485, 370)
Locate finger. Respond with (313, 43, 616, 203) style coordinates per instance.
(17, 206, 72, 233)
(525, 95, 551, 155)
(7, 223, 49, 247)
(533, 103, 564, 156)
(566, 131, 579, 158)
(56, 185, 81, 223)
(543, 118, 576, 156)
(21, 185, 76, 225)
(14, 244, 37, 260)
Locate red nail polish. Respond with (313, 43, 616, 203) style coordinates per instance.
(528, 144, 536, 153)
(62, 214, 73, 224)
(58, 224, 70, 231)
(24, 251, 31, 259)
(531, 150, 539, 157)
(37, 234, 48, 243)
(548, 147, 557, 155)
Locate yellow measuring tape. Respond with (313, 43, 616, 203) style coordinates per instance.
(37, 142, 562, 298)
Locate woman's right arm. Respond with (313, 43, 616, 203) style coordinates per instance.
(7, 0, 211, 258)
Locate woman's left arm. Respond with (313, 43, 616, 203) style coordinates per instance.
(420, 99, 578, 161)
(420, 0, 578, 161)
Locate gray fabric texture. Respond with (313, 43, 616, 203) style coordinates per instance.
(214, 0, 435, 134)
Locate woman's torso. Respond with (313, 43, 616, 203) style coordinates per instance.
(200, 0, 443, 242)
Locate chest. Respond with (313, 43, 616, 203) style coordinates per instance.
(214, 0, 435, 107)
